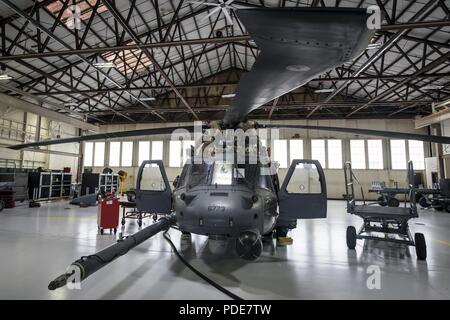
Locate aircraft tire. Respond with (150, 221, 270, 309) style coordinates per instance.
(346, 226, 357, 250)
(415, 233, 427, 260)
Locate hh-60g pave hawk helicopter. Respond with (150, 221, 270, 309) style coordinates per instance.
(7, 7, 450, 292)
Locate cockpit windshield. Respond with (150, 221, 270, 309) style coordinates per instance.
(211, 161, 233, 185)
(180, 160, 275, 192)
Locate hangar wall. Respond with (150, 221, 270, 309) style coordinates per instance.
(87, 119, 430, 200)
(0, 102, 434, 201)
(0, 104, 80, 178)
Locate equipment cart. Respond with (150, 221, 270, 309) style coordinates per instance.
(119, 191, 156, 227)
(344, 161, 427, 260)
(98, 194, 119, 235)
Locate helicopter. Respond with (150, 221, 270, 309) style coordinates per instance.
(6, 7, 450, 290)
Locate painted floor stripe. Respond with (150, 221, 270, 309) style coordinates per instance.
(433, 238, 450, 247)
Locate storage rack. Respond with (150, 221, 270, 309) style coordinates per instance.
(28, 172, 72, 201)
(80, 173, 119, 196)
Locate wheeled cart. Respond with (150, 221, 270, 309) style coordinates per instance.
(119, 200, 155, 227)
(344, 161, 427, 260)
(98, 195, 119, 235)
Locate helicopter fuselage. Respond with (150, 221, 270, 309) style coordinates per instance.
(173, 183, 278, 238)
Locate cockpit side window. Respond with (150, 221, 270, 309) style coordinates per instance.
(176, 164, 190, 188)
(140, 163, 166, 191)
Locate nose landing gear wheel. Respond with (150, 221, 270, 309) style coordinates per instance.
(445, 203, 450, 213)
(418, 197, 430, 208)
(387, 197, 400, 207)
(377, 196, 387, 206)
(346, 226, 357, 249)
(414, 233, 427, 260)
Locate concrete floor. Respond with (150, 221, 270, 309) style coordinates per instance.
(0, 200, 449, 300)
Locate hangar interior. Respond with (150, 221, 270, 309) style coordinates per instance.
(0, 0, 449, 299)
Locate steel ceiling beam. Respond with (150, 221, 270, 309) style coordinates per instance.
(380, 19, 450, 31)
(99, 0, 199, 121)
(0, 91, 99, 132)
(0, 0, 165, 122)
(0, 35, 251, 61)
(306, 0, 441, 118)
(346, 51, 450, 117)
(31, 71, 450, 96)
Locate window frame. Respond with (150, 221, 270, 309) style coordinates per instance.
(311, 139, 326, 169)
(151, 140, 163, 161)
(327, 139, 343, 169)
(350, 139, 366, 170)
(93, 142, 105, 167)
(83, 142, 94, 167)
(289, 139, 304, 166)
(390, 139, 407, 170)
(367, 139, 384, 170)
(273, 139, 288, 169)
(138, 141, 150, 166)
(109, 141, 121, 167)
(121, 141, 133, 167)
(408, 140, 425, 170)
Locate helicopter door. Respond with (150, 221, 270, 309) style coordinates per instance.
(278, 160, 327, 219)
(135, 160, 172, 214)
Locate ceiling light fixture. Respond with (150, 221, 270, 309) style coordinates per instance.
(93, 62, 116, 68)
(221, 93, 236, 98)
(139, 97, 156, 101)
(367, 43, 382, 50)
(314, 88, 335, 93)
(0, 74, 13, 80)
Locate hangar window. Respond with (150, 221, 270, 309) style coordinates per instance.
(84, 142, 93, 166)
(138, 141, 150, 166)
(169, 141, 182, 167)
(327, 139, 342, 169)
(109, 142, 121, 167)
(408, 140, 425, 170)
(289, 140, 303, 164)
(151, 141, 163, 160)
(350, 140, 366, 169)
(390, 140, 407, 169)
(311, 139, 326, 168)
(368, 140, 383, 169)
(121, 141, 133, 167)
(93, 142, 105, 167)
(273, 139, 288, 168)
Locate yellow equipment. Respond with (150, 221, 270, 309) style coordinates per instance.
(117, 170, 128, 195)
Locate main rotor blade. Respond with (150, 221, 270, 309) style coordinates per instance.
(262, 124, 450, 145)
(223, 8, 374, 127)
(7, 125, 201, 150)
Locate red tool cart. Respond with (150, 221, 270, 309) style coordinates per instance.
(98, 194, 119, 235)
